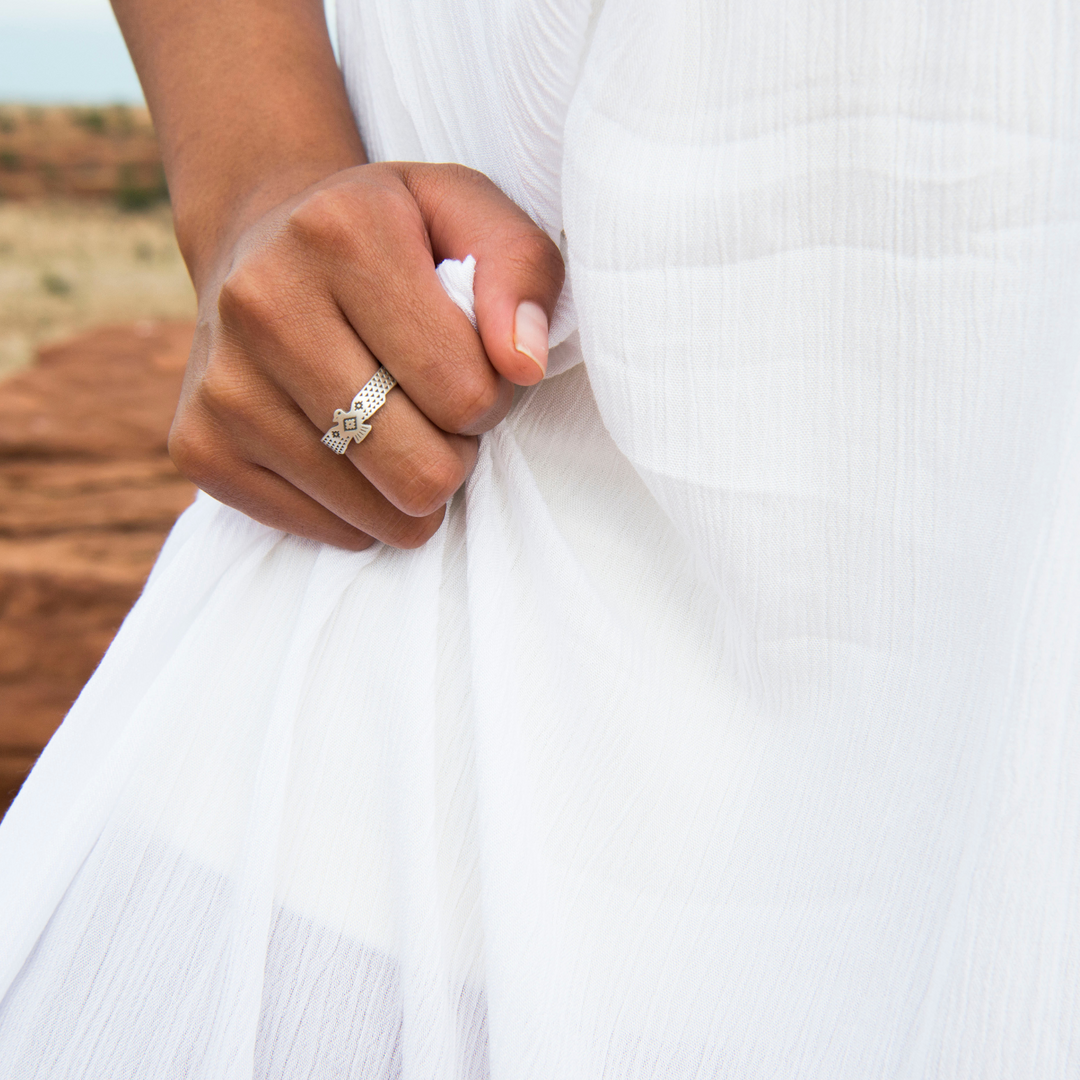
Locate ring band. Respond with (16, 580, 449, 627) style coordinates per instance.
(321, 367, 398, 454)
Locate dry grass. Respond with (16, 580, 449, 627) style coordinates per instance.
(0, 198, 196, 379)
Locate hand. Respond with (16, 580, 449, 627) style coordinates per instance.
(169, 161, 564, 550)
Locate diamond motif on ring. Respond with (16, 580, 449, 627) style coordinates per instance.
(321, 367, 398, 455)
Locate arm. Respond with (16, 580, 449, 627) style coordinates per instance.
(112, 0, 363, 290)
(111, 0, 563, 549)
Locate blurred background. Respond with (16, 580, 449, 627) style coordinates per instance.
(0, 0, 337, 816)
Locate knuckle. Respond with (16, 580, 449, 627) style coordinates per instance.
(168, 416, 221, 487)
(442, 371, 501, 432)
(217, 261, 277, 329)
(437, 161, 489, 191)
(335, 530, 377, 552)
(396, 451, 467, 518)
(407, 160, 489, 202)
(288, 182, 412, 257)
(197, 356, 254, 421)
(286, 187, 355, 250)
(383, 509, 442, 550)
(513, 230, 565, 291)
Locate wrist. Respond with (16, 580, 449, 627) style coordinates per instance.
(172, 151, 365, 294)
(110, 0, 367, 292)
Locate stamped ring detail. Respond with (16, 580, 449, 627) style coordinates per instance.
(321, 366, 398, 455)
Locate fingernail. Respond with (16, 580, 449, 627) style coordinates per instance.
(514, 301, 548, 377)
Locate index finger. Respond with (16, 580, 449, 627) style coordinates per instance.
(300, 171, 514, 435)
(403, 162, 564, 385)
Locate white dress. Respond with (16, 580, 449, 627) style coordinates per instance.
(1, 0, 1079, 1076)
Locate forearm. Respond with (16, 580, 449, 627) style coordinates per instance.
(111, 0, 366, 289)
(110, 0, 561, 551)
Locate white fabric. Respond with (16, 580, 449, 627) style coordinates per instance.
(2, 0, 1080, 1077)
(435, 254, 477, 329)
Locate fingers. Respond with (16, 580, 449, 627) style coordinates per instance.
(279, 348, 478, 525)
(245, 405, 455, 549)
(171, 160, 563, 553)
(309, 164, 562, 439)
(284, 172, 516, 436)
(169, 382, 454, 550)
(213, 249, 478, 519)
(401, 162, 565, 385)
(342, 383, 479, 519)
(169, 431, 376, 552)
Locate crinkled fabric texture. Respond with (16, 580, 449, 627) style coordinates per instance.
(1, 0, 1080, 1077)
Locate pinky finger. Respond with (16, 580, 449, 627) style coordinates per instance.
(198, 458, 378, 551)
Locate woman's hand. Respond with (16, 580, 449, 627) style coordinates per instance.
(111, 0, 562, 549)
(172, 162, 563, 550)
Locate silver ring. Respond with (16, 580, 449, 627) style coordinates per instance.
(321, 366, 398, 454)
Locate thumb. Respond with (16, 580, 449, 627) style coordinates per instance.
(402, 163, 565, 385)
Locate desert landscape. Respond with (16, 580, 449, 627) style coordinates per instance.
(0, 106, 197, 816)
(0, 104, 165, 203)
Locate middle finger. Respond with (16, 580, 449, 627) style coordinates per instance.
(238, 306, 478, 520)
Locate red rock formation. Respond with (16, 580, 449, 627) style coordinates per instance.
(0, 105, 164, 203)
(0, 322, 196, 816)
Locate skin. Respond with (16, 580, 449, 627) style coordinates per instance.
(110, 0, 565, 550)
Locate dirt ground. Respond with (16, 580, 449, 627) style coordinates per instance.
(0, 322, 197, 817)
(0, 198, 196, 378)
(0, 110, 199, 816)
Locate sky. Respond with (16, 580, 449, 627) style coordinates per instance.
(0, 0, 338, 104)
